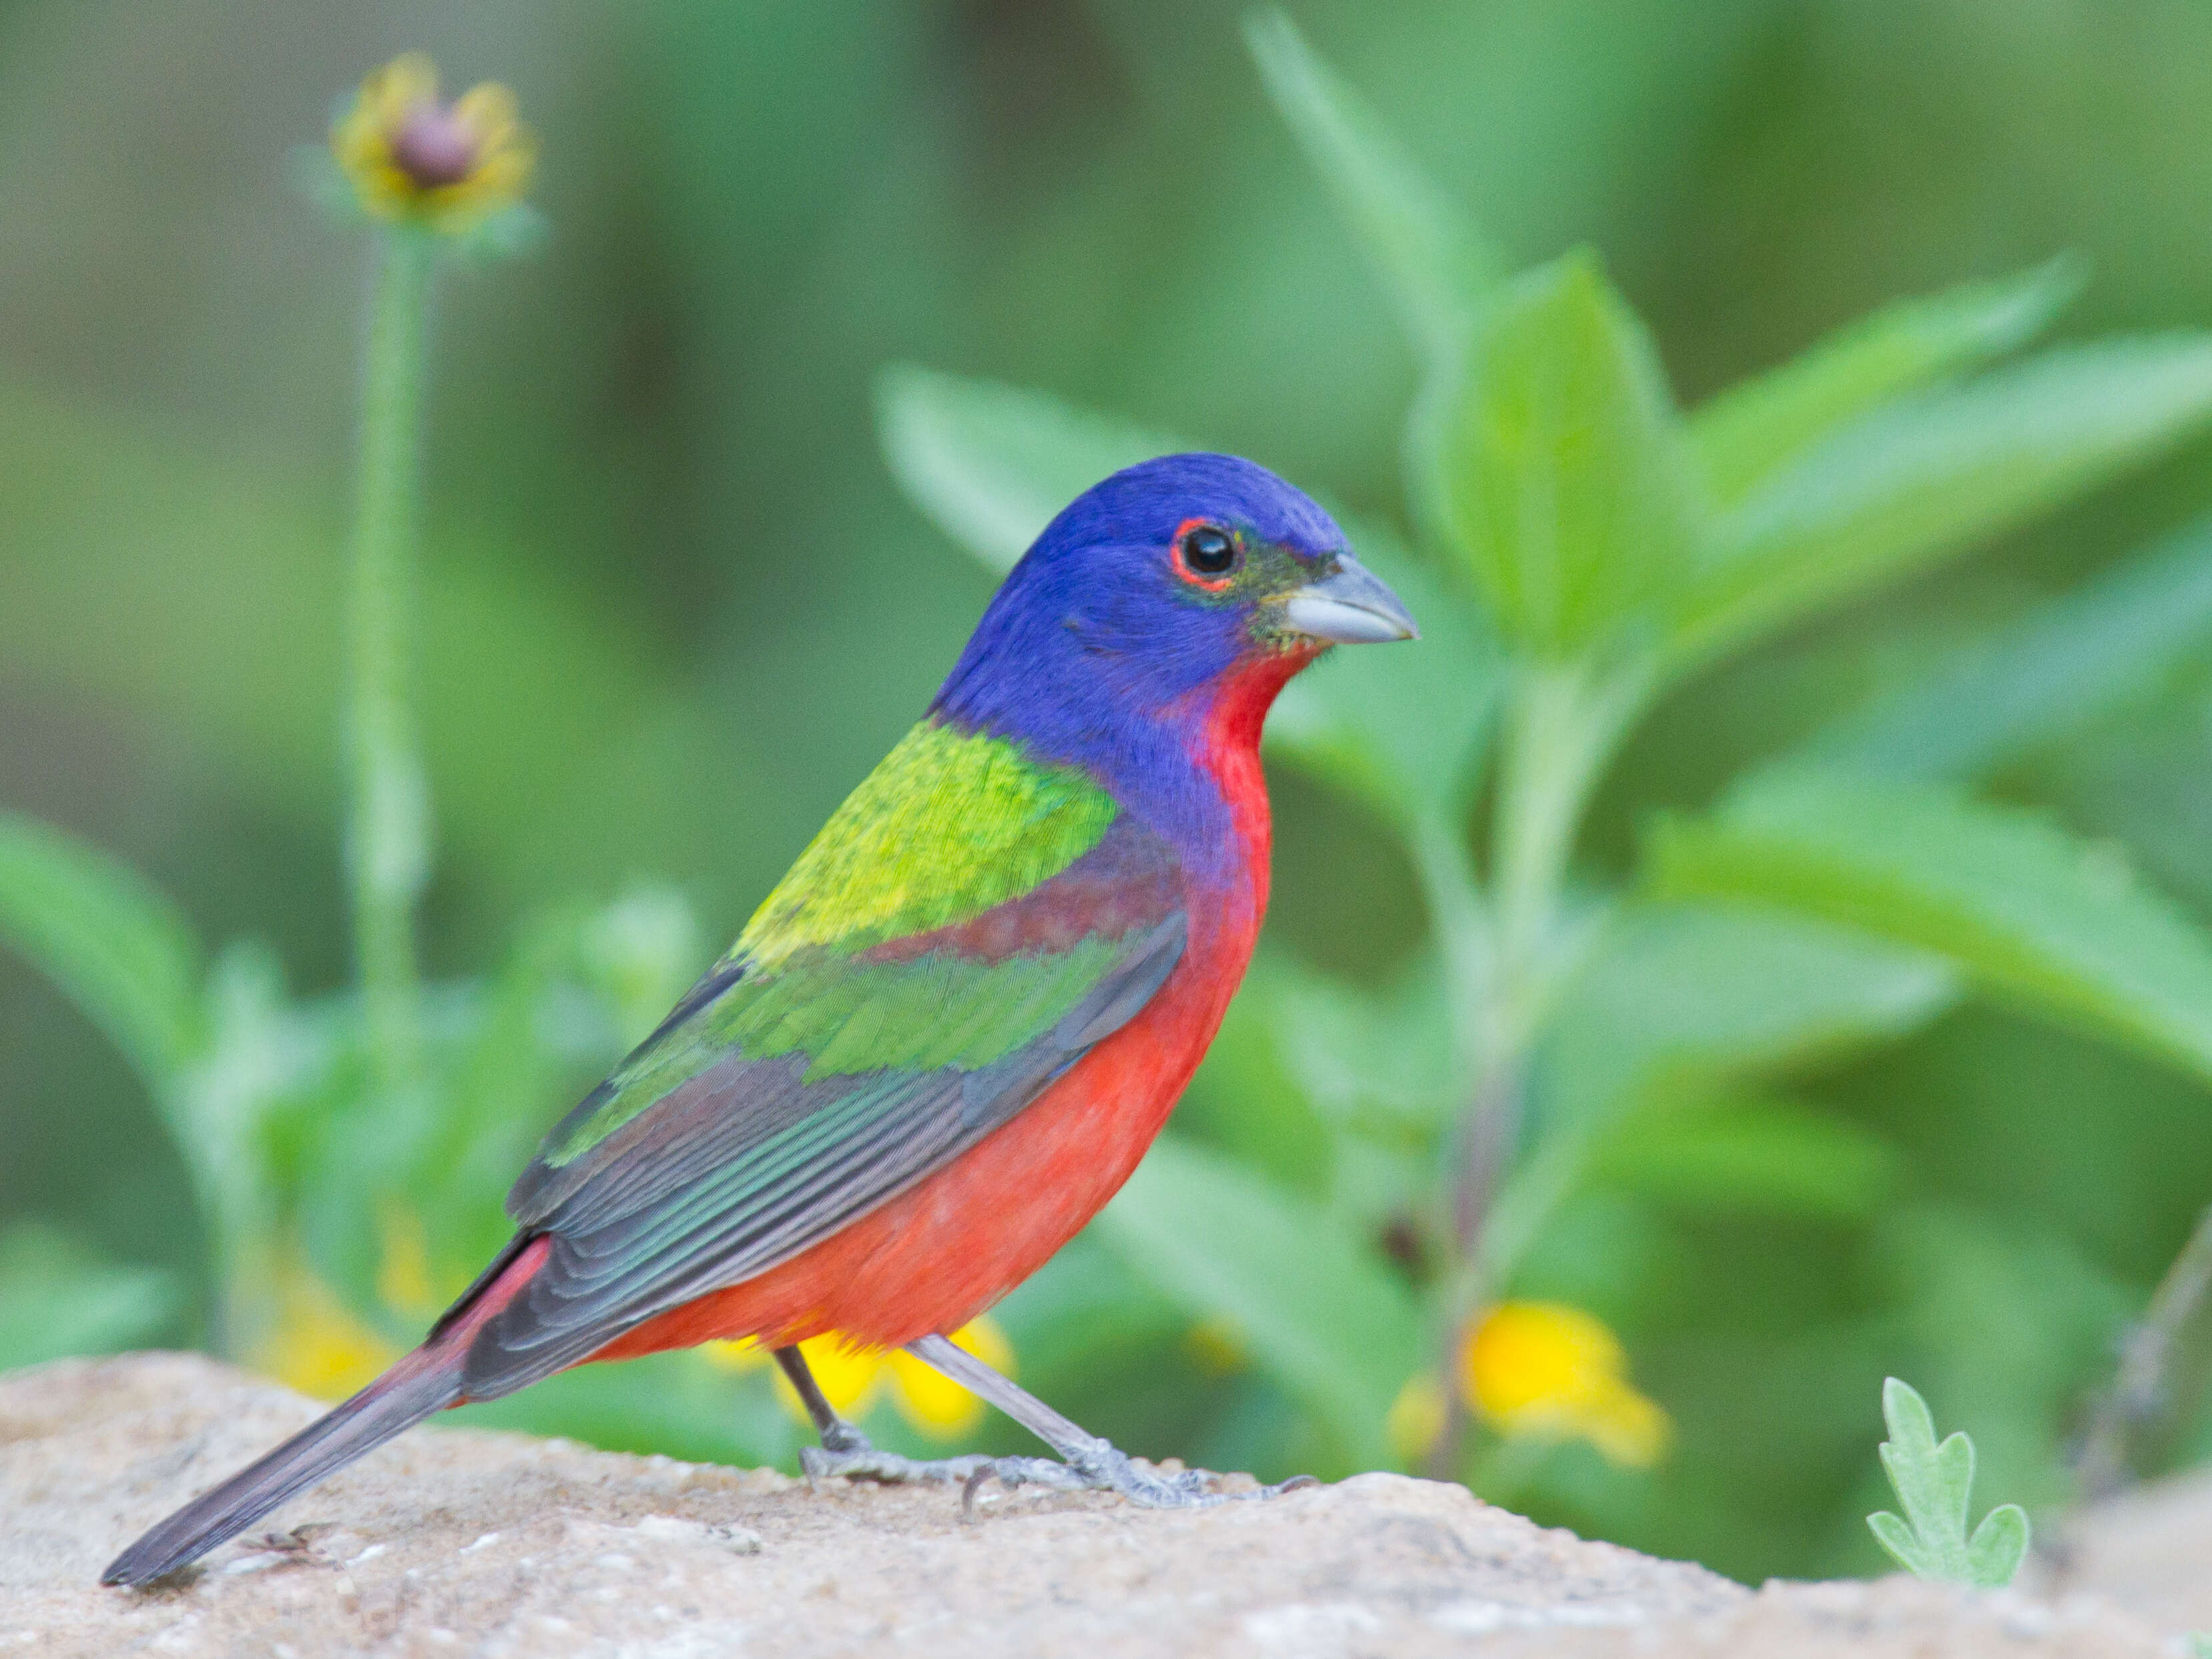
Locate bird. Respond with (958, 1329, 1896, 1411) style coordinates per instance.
(103, 452, 1417, 1587)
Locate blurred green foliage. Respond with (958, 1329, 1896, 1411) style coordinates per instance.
(6, 0, 2212, 1588)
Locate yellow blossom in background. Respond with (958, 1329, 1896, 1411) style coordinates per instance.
(704, 1318, 1015, 1441)
(332, 52, 535, 231)
(702, 1333, 884, 1419)
(1460, 1301, 1671, 1468)
(790, 1335, 890, 1417)
(1386, 1370, 1448, 1462)
(886, 1318, 1014, 1439)
(252, 1261, 400, 1402)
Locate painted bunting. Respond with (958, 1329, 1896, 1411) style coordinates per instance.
(104, 453, 1416, 1586)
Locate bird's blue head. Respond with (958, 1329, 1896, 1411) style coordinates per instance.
(933, 453, 1416, 839)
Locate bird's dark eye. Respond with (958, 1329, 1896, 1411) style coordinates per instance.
(1180, 525, 1237, 577)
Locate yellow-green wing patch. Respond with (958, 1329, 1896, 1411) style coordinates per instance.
(736, 719, 1118, 967)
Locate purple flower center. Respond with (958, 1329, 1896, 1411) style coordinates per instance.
(388, 101, 479, 188)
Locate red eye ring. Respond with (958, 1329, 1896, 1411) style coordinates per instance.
(1171, 519, 1239, 590)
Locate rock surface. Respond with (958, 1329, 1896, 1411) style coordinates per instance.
(0, 1353, 2176, 1657)
(2030, 1465, 2212, 1633)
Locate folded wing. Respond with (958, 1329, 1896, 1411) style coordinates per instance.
(458, 804, 1183, 1398)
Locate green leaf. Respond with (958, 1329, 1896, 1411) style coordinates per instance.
(0, 812, 203, 1089)
(309, 894, 691, 1325)
(1272, 947, 1462, 1136)
(1866, 1377, 2028, 1588)
(577, 883, 706, 1049)
(188, 940, 337, 1184)
(1878, 1379, 1974, 1562)
(412, 925, 595, 1286)
(1648, 770, 2212, 1088)
(1266, 517, 1499, 826)
(1671, 334, 2212, 672)
(0, 1222, 178, 1370)
(1866, 1509, 1932, 1578)
(1591, 1098, 1901, 1222)
(1095, 1135, 1422, 1472)
(1966, 1504, 2033, 1590)
(993, 1233, 1193, 1389)
(1539, 903, 1957, 1132)
(1796, 516, 2212, 785)
(1691, 259, 2081, 505)
(1243, 10, 1493, 363)
(1427, 250, 1701, 657)
(875, 365, 1187, 574)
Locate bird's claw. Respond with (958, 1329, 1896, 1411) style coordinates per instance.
(799, 1433, 991, 1488)
(957, 1437, 1320, 1516)
(797, 1423, 1320, 1514)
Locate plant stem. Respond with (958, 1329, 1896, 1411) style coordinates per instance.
(345, 228, 436, 1104)
(1450, 658, 1644, 1259)
(1487, 660, 1648, 1017)
(1410, 810, 1489, 1050)
(1424, 656, 1649, 1479)
(2075, 1198, 2212, 1499)
(1490, 663, 1595, 1002)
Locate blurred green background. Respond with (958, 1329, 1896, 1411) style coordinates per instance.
(9, 0, 2212, 1585)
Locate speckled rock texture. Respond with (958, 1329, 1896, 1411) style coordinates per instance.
(0, 1353, 2175, 1656)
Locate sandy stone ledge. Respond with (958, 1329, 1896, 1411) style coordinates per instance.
(0, 1353, 2179, 1657)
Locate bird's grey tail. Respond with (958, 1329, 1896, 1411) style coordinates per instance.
(99, 1349, 461, 1586)
(102, 1233, 553, 1588)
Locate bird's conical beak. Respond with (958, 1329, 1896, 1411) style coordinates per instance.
(1282, 553, 1419, 644)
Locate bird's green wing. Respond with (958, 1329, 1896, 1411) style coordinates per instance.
(455, 720, 1184, 1396)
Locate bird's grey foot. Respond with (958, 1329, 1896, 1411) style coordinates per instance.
(798, 1427, 993, 1488)
(889, 1334, 1321, 1515)
(771, 1347, 995, 1487)
(960, 1437, 1320, 1515)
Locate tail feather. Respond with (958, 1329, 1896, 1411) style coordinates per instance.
(101, 1350, 460, 1586)
(103, 1234, 553, 1588)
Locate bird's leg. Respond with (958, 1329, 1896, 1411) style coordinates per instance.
(902, 1333, 1320, 1513)
(773, 1345, 867, 1455)
(774, 1345, 990, 1487)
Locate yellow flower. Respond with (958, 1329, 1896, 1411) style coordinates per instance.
(1460, 1301, 1671, 1469)
(252, 1262, 400, 1402)
(332, 52, 535, 231)
(886, 1319, 1014, 1439)
(705, 1319, 1017, 1442)
(704, 1333, 886, 1417)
